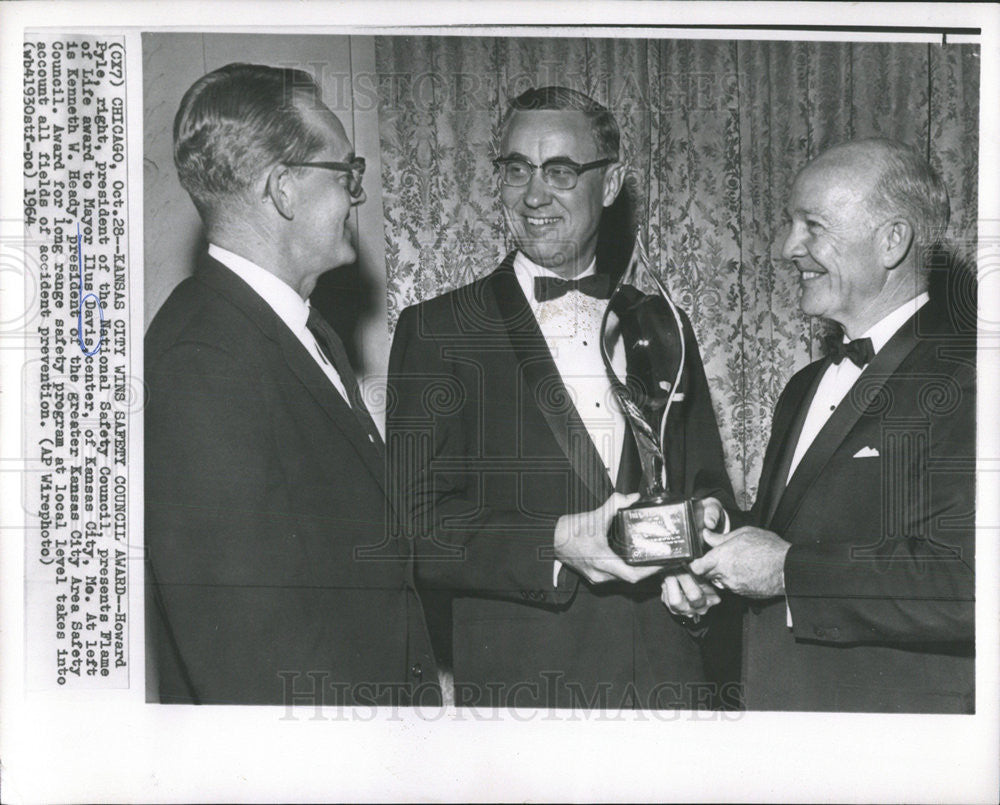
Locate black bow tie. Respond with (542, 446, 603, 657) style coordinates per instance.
(534, 274, 614, 302)
(825, 334, 875, 368)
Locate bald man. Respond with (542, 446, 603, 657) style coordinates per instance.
(665, 138, 975, 713)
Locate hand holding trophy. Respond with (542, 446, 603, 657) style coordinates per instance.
(601, 233, 705, 567)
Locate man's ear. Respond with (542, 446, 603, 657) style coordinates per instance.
(879, 218, 914, 269)
(264, 164, 295, 221)
(602, 162, 626, 208)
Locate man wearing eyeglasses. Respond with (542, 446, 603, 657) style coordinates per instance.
(387, 86, 736, 709)
(145, 63, 437, 705)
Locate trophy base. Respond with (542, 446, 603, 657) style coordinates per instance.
(611, 496, 701, 567)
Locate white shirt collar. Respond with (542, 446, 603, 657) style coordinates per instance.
(208, 243, 310, 331)
(513, 250, 598, 306)
(853, 291, 930, 353)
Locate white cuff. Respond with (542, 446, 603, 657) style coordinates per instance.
(553, 560, 563, 589)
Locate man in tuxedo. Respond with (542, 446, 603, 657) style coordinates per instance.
(387, 86, 736, 709)
(666, 138, 975, 713)
(145, 63, 437, 705)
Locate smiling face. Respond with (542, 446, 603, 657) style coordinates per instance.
(780, 154, 892, 334)
(499, 110, 622, 278)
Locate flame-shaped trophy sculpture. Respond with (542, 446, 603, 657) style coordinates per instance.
(600, 234, 703, 566)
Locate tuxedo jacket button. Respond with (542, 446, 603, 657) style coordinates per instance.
(814, 626, 826, 638)
(410, 663, 423, 680)
(829, 627, 840, 639)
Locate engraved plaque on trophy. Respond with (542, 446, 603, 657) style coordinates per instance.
(601, 235, 703, 567)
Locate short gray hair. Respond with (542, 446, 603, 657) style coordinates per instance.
(173, 62, 327, 221)
(861, 138, 951, 251)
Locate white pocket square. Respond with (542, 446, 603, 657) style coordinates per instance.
(853, 446, 880, 458)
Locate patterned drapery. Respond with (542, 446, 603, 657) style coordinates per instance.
(375, 36, 979, 506)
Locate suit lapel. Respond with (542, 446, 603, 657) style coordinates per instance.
(769, 309, 925, 535)
(196, 255, 386, 492)
(487, 254, 614, 505)
(278, 335, 387, 490)
(760, 362, 827, 526)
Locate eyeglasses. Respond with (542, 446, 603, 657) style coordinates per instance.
(286, 156, 366, 198)
(493, 155, 616, 190)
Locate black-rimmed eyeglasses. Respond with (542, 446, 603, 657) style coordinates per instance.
(493, 155, 616, 190)
(286, 156, 366, 198)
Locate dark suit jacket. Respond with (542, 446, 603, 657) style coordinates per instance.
(145, 254, 437, 705)
(386, 253, 737, 709)
(743, 299, 975, 713)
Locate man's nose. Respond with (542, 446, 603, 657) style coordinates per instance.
(522, 168, 552, 208)
(781, 221, 805, 261)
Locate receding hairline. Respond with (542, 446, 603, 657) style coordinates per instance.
(793, 138, 951, 257)
(794, 142, 893, 213)
(295, 102, 350, 149)
(805, 137, 924, 188)
(803, 141, 886, 180)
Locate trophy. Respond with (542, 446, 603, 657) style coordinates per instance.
(601, 234, 704, 567)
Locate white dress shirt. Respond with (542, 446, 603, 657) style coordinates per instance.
(514, 251, 629, 479)
(513, 252, 629, 587)
(783, 291, 929, 626)
(208, 243, 351, 403)
(786, 292, 930, 482)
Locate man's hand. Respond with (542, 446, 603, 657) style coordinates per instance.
(554, 493, 662, 584)
(694, 496, 726, 534)
(660, 497, 728, 619)
(661, 570, 721, 620)
(688, 526, 791, 599)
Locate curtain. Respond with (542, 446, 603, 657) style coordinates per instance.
(375, 36, 980, 506)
